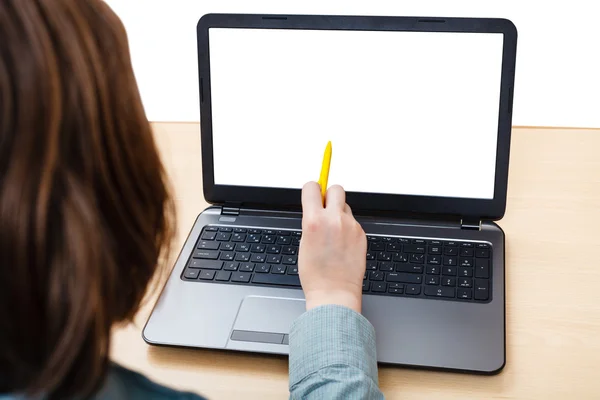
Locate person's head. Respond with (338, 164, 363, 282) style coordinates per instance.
(0, 0, 174, 397)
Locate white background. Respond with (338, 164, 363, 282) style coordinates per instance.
(210, 29, 503, 199)
(105, 0, 600, 128)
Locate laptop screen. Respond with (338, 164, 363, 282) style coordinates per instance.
(208, 28, 504, 200)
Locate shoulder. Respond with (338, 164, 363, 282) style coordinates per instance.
(93, 363, 207, 400)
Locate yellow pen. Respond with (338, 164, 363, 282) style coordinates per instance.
(318, 141, 332, 205)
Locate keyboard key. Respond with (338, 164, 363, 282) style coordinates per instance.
(221, 243, 235, 251)
(370, 271, 385, 281)
(403, 245, 425, 254)
(460, 258, 473, 267)
(413, 239, 426, 244)
(393, 253, 408, 263)
(387, 273, 422, 284)
(288, 266, 299, 275)
(232, 233, 246, 242)
(396, 264, 423, 274)
(475, 258, 489, 269)
(443, 257, 458, 266)
(193, 250, 219, 260)
(381, 237, 394, 243)
(388, 287, 403, 295)
(460, 242, 474, 248)
(237, 244, 250, 252)
(458, 278, 473, 288)
(460, 248, 474, 257)
(189, 260, 222, 270)
(409, 254, 424, 264)
(261, 235, 276, 244)
(204, 226, 218, 232)
(430, 240, 442, 245)
(252, 273, 300, 287)
(223, 262, 239, 271)
(370, 242, 386, 251)
(215, 271, 232, 281)
(239, 263, 255, 272)
(277, 230, 291, 236)
(216, 232, 231, 241)
(444, 247, 458, 256)
(235, 253, 250, 262)
(197, 241, 219, 250)
(426, 265, 440, 275)
(282, 256, 297, 265)
(220, 252, 235, 261)
(255, 264, 270, 273)
(231, 272, 251, 283)
(474, 279, 489, 300)
(442, 266, 457, 276)
(183, 269, 199, 279)
(291, 231, 302, 237)
(379, 262, 394, 272)
(442, 277, 456, 286)
(458, 267, 473, 277)
(246, 234, 261, 243)
(234, 228, 247, 233)
(371, 282, 387, 293)
(248, 229, 262, 234)
(457, 288, 472, 299)
(218, 227, 233, 232)
(362, 281, 370, 292)
(366, 252, 375, 260)
(272, 265, 287, 274)
(428, 246, 442, 255)
(475, 249, 490, 258)
(266, 245, 281, 254)
(424, 286, 455, 298)
(475, 264, 490, 279)
(277, 236, 291, 245)
(377, 252, 392, 261)
(387, 243, 402, 252)
(405, 284, 421, 295)
(282, 246, 297, 255)
(426, 276, 440, 285)
(476, 243, 490, 249)
(366, 261, 378, 270)
(251, 254, 266, 263)
(199, 270, 216, 280)
(267, 255, 281, 264)
(444, 241, 458, 247)
(292, 238, 301, 247)
(251, 244, 266, 253)
(367, 236, 379, 242)
(201, 231, 217, 241)
(427, 255, 441, 265)
(264, 229, 276, 235)
(397, 238, 411, 244)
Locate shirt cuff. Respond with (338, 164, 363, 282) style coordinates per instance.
(288, 304, 378, 387)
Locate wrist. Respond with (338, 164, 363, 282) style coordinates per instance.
(304, 289, 362, 313)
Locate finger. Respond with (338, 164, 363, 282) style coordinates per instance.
(301, 181, 323, 216)
(344, 203, 353, 215)
(325, 185, 346, 211)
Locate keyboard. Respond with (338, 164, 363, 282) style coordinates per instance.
(181, 225, 493, 304)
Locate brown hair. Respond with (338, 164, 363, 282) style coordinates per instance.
(0, 0, 174, 397)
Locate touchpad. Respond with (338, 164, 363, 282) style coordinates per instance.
(229, 296, 306, 345)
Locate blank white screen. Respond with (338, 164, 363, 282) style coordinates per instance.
(209, 28, 503, 199)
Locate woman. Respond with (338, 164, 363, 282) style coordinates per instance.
(0, 1, 384, 399)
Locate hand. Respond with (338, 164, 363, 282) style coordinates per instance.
(298, 182, 367, 313)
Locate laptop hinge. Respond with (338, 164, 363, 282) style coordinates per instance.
(460, 217, 482, 231)
(221, 203, 241, 216)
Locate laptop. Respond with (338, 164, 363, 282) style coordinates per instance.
(144, 13, 517, 374)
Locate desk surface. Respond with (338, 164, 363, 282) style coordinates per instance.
(111, 123, 600, 399)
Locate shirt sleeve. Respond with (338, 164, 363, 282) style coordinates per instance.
(288, 304, 385, 400)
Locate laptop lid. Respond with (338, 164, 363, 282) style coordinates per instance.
(197, 14, 517, 220)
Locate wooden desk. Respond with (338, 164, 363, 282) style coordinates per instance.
(111, 123, 600, 399)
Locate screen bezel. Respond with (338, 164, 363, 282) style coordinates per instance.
(197, 14, 517, 220)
